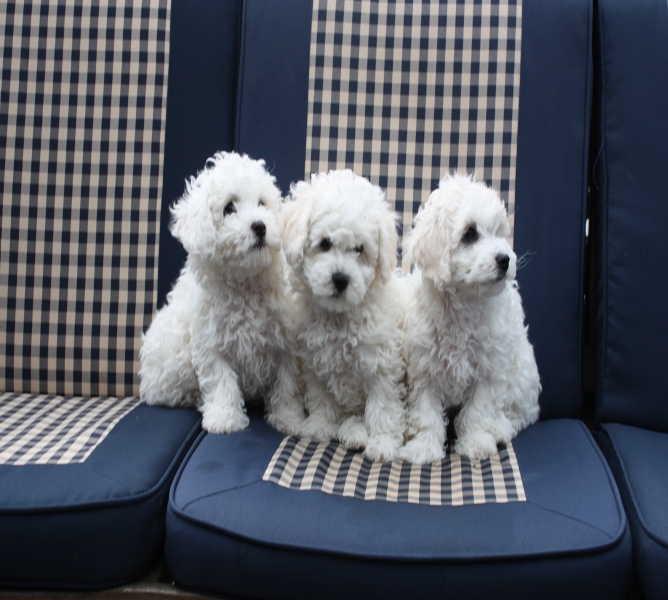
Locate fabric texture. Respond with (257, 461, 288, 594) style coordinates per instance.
(305, 0, 521, 261)
(264, 434, 525, 506)
(0, 0, 170, 398)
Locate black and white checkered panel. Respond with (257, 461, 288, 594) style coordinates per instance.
(305, 0, 521, 266)
(0, 392, 140, 465)
(264, 435, 526, 506)
(0, 0, 169, 397)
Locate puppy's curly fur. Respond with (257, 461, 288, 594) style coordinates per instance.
(281, 170, 406, 462)
(139, 152, 303, 435)
(398, 173, 540, 462)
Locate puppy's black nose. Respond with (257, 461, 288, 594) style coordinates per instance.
(496, 253, 510, 273)
(332, 272, 349, 293)
(251, 221, 266, 239)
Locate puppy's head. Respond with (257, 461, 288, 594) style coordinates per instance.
(408, 173, 515, 295)
(170, 152, 282, 273)
(281, 170, 398, 312)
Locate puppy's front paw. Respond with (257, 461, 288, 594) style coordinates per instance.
(300, 416, 339, 443)
(337, 416, 368, 450)
(397, 436, 446, 464)
(455, 431, 498, 460)
(364, 433, 401, 463)
(201, 403, 249, 435)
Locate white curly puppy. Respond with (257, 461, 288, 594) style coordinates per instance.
(139, 152, 303, 436)
(398, 173, 540, 463)
(281, 170, 406, 462)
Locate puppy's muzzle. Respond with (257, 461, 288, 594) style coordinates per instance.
(251, 221, 266, 249)
(331, 272, 349, 296)
(496, 253, 510, 279)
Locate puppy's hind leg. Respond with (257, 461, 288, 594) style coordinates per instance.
(265, 351, 305, 436)
(139, 299, 198, 407)
(397, 380, 446, 464)
(299, 371, 340, 443)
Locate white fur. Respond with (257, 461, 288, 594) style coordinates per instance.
(281, 170, 406, 462)
(398, 173, 541, 463)
(139, 152, 303, 435)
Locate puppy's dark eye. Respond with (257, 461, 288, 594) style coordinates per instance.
(354, 244, 364, 254)
(319, 238, 332, 252)
(258, 199, 265, 207)
(223, 201, 237, 216)
(462, 226, 478, 244)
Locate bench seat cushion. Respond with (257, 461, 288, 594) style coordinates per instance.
(0, 400, 200, 589)
(166, 412, 630, 599)
(598, 424, 668, 599)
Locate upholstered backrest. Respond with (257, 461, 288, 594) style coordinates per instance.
(0, 0, 240, 398)
(236, 0, 592, 419)
(593, 0, 668, 431)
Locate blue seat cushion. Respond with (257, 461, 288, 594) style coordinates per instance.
(598, 423, 668, 599)
(0, 402, 201, 589)
(166, 412, 631, 599)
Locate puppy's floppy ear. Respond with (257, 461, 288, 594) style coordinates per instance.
(170, 171, 217, 258)
(407, 189, 451, 285)
(374, 191, 399, 285)
(280, 180, 314, 267)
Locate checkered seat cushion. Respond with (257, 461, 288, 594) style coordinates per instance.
(592, 1, 668, 597)
(165, 1, 632, 598)
(0, 0, 240, 588)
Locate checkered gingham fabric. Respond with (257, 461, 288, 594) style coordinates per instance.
(305, 0, 522, 266)
(264, 435, 526, 506)
(0, 0, 170, 398)
(0, 392, 140, 465)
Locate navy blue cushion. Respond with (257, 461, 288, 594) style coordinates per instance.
(166, 412, 630, 599)
(598, 424, 668, 599)
(513, 0, 592, 419)
(0, 405, 200, 589)
(157, 0, 242, 308)
(592, 0, 668, 430)
(591, 1, 668, 596)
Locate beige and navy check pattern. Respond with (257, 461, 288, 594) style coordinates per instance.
(0, 0, 170, 398)
(264, 436, 526, 506)
(305, 0, 522, 265)
(0, 392, 140, 465)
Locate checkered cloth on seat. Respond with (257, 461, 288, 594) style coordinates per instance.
(0, 392, 140, 465)
(264, 435, 526, 506)
(305, 0, 522, 265)
(0, 0, 170, 398)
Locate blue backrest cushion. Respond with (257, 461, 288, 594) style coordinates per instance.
(236, 0, 592, 419)
(593, 0, 668, 430)
(157, 0, 242, 307)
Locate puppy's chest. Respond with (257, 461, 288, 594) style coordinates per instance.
(299, 324, 377, 402)
(431, 319, 487, 399)
(220, 296, 282, 348)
